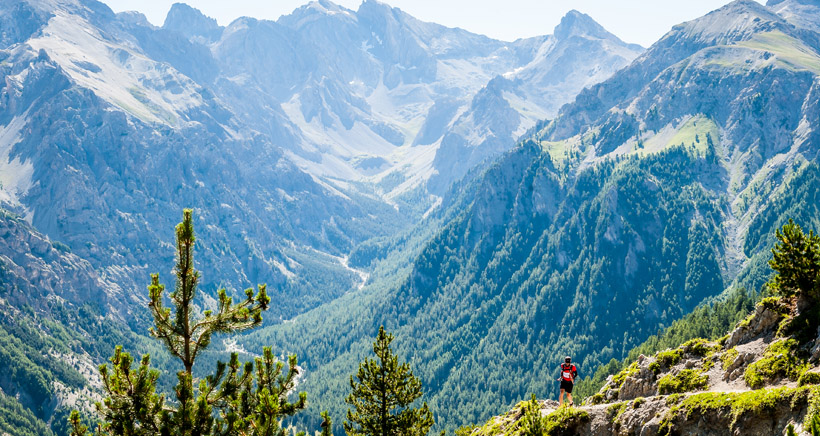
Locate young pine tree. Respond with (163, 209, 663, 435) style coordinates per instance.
(344, 326, 433, 436)
(69, 209, 317, 436)
(769, 219, 820, 301)
(520, 394, 545, 436)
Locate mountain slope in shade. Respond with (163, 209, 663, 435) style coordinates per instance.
(240, 0, 820, 432)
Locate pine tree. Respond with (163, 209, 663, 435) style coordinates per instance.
(768, 219, 820, 301)
(70, 209, 316, 436)
(344, 326, 433, 436)
(520, 394, 545, 436)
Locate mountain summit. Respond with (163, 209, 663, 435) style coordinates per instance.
(162, 2, 222, 42)
(554, 10, 623, 41)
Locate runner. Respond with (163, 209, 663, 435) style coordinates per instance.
(557, 356, 578, 406)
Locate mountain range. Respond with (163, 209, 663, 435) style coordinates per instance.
(0, 0, 641, 320)
(4, 0, 820, 434)
(0, 0, 643, 433)
(240, 0, 820, 432)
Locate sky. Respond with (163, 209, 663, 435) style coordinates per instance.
(101, 0, 767, 47)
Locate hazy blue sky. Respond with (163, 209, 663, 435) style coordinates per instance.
(102, 0, 767, 47)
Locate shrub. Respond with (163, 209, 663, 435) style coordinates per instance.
(722, 348, 739, 371)
(681, 338, 720, 356)
(657, 369, 709, 394)
(744, 339, 809, 389)
(655, 349, 684, 368)
(606, 402, 627, 425)
(543, 406, 589, 435)
(799, 372, 820, 387)
(585, 394, 605, 405)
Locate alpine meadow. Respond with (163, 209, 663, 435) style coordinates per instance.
(2, 0, 820, 435)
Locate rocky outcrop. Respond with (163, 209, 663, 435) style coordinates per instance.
(0, 209, 114, 315)
(472, 296, 819, 436)
(725, 298, 788, 348)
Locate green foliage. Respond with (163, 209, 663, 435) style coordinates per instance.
(665, 394, 683, 406)
(722, 348, 739, 371)
(806, 386, 820, 436)
(344, 326, 433, 436)
(520, 395, 545, 436)
(0, 392, 55, 436)
(800, 372, 820, 387)
(610, 363, 639, 389)
(658, 386, 809, 435)
(657, 369, 708, 394)
(148, 209, 270, 375)
(606, 402, 627, 424)
(654, 350, 683, 369)
(679, 338, 720, 356)
(541, 407, 589, 436)
(744, 339, 809, 389)
(454, 425, 477, 436)
(778, 298, 820, 347)
(70, 210, 313, 436)
(767, 219, 820, 300)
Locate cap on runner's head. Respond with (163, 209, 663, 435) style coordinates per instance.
(565, 356, 571, 363)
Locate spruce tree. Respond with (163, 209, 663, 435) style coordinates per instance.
(769, 219, 820, 301)
(70, 209, 315, 436)
(344, 326, 433, 436)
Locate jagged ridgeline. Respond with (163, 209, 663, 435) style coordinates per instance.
(246, 0, 820, 433)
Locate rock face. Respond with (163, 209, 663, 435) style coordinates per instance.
(0, 209, 113, 314)
(473, 296, 818, 436)
(0, 207, 113, 419)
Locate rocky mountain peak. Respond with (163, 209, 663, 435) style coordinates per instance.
(666, 0, 785, 46)
(163, 2, 222, 42)
(554, 10, 615, 41)
(278, 0, 357, 30)
(116, 10, 152, 27)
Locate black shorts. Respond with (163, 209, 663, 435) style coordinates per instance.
(560, 380, 574, 393)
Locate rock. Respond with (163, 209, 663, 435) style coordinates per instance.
(725, 305, 783, 349)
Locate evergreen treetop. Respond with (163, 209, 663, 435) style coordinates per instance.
(344, 326, 433, 436)
(70, 209, 316, 436)
(768, 219, 820, 301)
